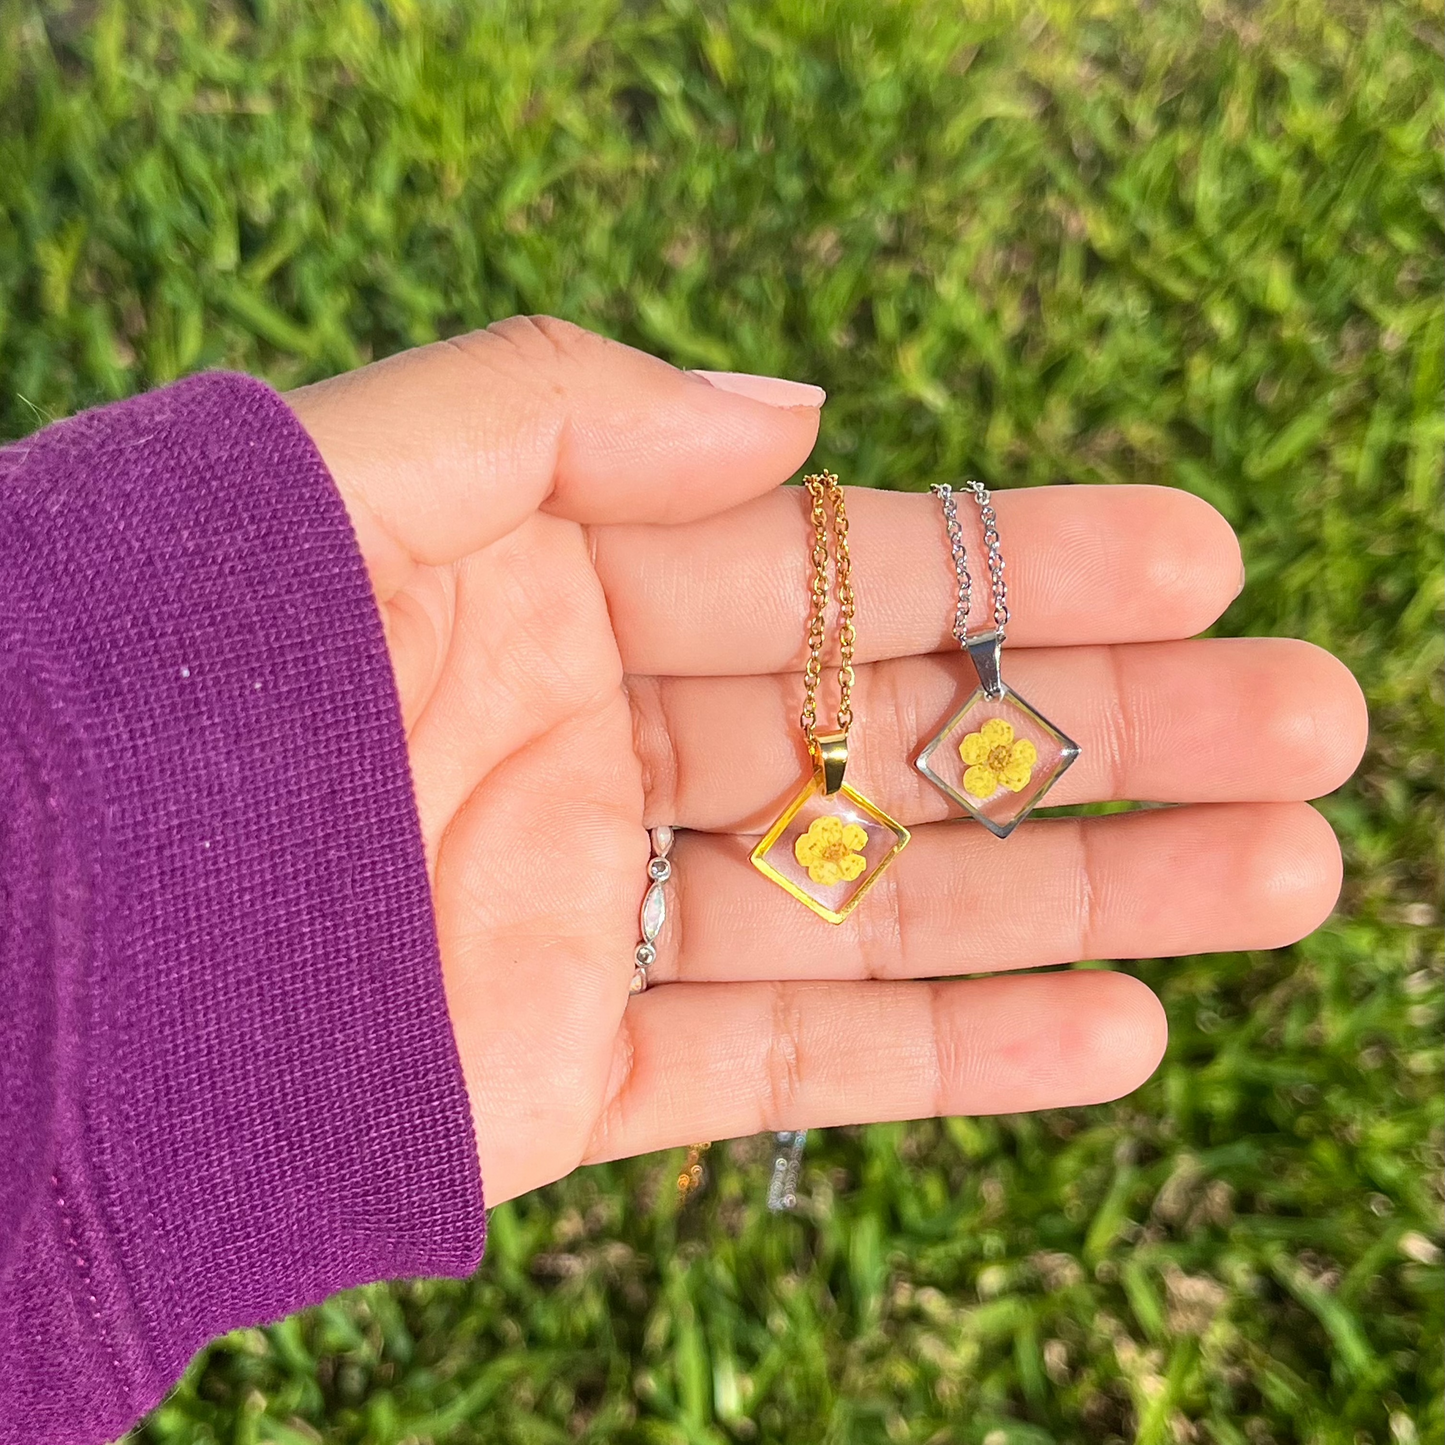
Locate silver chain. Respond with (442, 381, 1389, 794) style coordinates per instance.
(930, 480, 1008, 638)
(930, 483, 972, 644)
(767, 1129, 808, 1212)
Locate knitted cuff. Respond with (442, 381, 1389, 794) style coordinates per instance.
(0, 373, 484, 1444)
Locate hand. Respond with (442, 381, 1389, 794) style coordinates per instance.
(287, 317, 1367, 1206)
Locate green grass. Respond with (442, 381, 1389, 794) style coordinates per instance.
(3, 0, 1442, 1440)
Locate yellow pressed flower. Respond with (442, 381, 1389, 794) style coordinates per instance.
(794, 815, 870, 886)
(959, 717, 1038, 799)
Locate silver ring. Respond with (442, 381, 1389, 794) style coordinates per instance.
(630, 826, 674, 995)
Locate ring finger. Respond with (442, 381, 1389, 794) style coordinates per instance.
(646, 800, 1341, 983)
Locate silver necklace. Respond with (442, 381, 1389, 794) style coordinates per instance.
(915, 482, 1080, 836)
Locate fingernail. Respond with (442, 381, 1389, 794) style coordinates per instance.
(1236, 561, 1247, 597)
(690, 370, 826, 409)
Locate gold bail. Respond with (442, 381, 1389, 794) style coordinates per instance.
(812, 729, 849, 796)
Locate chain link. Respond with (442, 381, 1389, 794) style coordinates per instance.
(929, 483, 973, 644)
(799, 476, 830, 742)
(799, 471, 855, 743)
(968, 479, 1010, 632)
(930, 479, 1009, 639)
(767, 1130, 809, 1212)
(832, 480, 857, 733)
(677, 1141, 711, 1203)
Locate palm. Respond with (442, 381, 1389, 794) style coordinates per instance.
(289, 318, 1365, 1209)
(390, 512, 647, 1203)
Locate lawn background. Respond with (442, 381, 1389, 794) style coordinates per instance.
(1, 0, 1441, 1440)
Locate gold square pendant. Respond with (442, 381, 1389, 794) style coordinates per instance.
(751, 773, 911, 925)
(915, 683, 1079, 839)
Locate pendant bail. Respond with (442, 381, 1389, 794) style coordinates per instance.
(965, 630, 1006, 699)
(812, 729, 849, 796)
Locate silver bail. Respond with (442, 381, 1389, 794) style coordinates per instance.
(965, 629, 1005, 699)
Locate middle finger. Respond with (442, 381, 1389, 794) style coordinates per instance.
(627, 636, 1366, 831)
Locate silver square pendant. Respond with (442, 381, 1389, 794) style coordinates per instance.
(915, 677, 1079, 839)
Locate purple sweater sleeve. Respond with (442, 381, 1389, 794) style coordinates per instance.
(0, 373, 486, 1443)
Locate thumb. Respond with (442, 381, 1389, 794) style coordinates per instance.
(286, 316, 824, 597)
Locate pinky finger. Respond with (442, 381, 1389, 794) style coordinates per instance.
(585, 971, 1167, 1162)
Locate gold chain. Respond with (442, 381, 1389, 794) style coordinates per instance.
(677, 1140, 711, 1203)
(679, 472, 853, 1209)
(799, 471, 856, 746)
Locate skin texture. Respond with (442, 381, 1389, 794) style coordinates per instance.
(286, 316, 1368, 1206)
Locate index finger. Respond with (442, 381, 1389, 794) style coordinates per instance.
(593, 483, 1242, 675)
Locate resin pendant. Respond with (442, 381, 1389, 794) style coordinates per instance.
(915, 631, 1079, 839)
(751, 756, 911, 925)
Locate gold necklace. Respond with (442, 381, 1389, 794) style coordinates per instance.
(751, 472, 910, 924)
